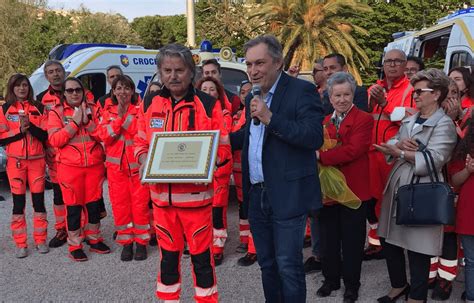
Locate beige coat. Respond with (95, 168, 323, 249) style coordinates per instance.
(377, 108, 457, 256)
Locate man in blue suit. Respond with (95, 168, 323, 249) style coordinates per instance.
(231, 35, 324, 302)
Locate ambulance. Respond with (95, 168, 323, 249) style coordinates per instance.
(384, 7, 474, 73)
(29, 41, 248, 101)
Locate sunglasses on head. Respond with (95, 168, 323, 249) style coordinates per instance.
(64, 88, 83, 94)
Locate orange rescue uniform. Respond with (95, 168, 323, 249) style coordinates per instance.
(368, 75, 414, 246)
(0, 101, 48, 248)
(134, 87, 231, 303)
(98, 98, 150, 246)
(48, 101, 106, 252)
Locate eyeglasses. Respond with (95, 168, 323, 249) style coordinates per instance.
(312, 69, 324, 75)
(411, 88, 434, 97)
(64, 88, 83, 94)
(383, 59, 406, 66)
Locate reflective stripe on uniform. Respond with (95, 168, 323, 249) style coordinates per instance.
(86, 121, 96, 133)
(151, 189, 213, 204)
(194, 285, 217, 297)
(122, 115, 134, 131)
(116, 223, 132, 231)
(135, 233, 150, 240)
(134, 224, 150, 230)
(106, 155, 121, 165)
(116, 234, 134, 241)
(156, 281, 181, 294)
(106, 124, 117, 137)
(65, 124, 77, 137)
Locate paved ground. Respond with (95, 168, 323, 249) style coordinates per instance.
(0, 179, 466, 302)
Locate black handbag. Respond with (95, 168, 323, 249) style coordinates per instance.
(395, 150, 455, 226)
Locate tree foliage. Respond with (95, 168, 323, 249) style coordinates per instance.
(250, 0, 372, 83)
(131, 15, 186, 49)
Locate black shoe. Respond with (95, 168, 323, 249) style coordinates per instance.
(377, 284, 410, 302)
(461, 291, 466, 301)
(303, 235, 311, 248)
(149, 235, 158, 246)
(70, 249, 88, 262)
(237, 253, 257, 266)
(343, 288, 359, 303)
(304, 256, 321, 274)
(317, 281, 340, 297)
(89, 241, 111, 254)
(428, 278, 436, 289)
(48, 228, 68, 248)
(134, 243, 148, 261)
(112, 231, 118, 241)
(363, 244, 384, 261)
(121, 244, 133, 261)
(431, 278, 452, 301)
(214, 253, 223, 266)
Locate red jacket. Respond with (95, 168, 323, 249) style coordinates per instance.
(0, 101, 48, 159)
(98, 98, 141, 174)
(48, 101, 104, 167)
(369, 75, 414, 145)
(134, 87, 232, 208)
(319, 107, 373, 201)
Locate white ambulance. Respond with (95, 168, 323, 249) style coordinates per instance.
(29, 42, 248, 100)
(384, 7, 474, 72)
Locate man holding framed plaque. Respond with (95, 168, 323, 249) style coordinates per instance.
(134, 43, 231, 303)
(231, 35, 324, 302)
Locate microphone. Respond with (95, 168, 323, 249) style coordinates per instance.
(252, 84, 262, 125)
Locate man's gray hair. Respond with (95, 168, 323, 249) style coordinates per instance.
(384, 49, 407, 61)
(327, 72, 356, 95)
(156, 43, 195, 79)
(243, 35, 283, 63)
(106, 65, 123, 75)
(43, 60, 65, 74)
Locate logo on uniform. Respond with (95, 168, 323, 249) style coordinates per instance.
(120, 55, 129, 67)
(7, 114, 19, 122)
(150, 118, 164, 129)
(177, 143, 187, 152)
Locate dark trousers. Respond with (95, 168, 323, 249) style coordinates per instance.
(319, 202, 367, 290)
(381, 238, 432, 300)
(248, 184, 307, 303)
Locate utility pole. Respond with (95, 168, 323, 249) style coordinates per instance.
(186, 0, 196, 48)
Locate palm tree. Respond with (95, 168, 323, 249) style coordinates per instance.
(251, 0, 371, 84)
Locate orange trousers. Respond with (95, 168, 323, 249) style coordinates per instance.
(368, 151, 393, 246)
(58, 163, 104, 252)
(154, 205, 218, 303)
(7, 158, 47, 248)
(107, 168, 150, 245)
(212, 174, 230, 255)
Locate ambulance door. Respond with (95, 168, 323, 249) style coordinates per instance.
(417, 26, 453, 71)
(445, 22, 473, 71)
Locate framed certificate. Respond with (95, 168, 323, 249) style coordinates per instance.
(142, 130, 220, 183)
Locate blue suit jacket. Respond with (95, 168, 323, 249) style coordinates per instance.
(231, 72, 324, 219)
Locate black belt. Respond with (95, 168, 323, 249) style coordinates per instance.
(252, 182, 265, 189)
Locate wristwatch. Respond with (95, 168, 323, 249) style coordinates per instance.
(399, 150, 405, 160)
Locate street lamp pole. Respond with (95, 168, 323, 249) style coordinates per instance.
(186, 0, 196, 48)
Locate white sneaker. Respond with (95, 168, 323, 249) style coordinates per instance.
(16, 247, 28, 258)
(36, 244, 49, 254)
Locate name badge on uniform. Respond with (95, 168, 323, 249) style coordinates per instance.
(7, 114, 19, 122)
(150, 118, 164, 129)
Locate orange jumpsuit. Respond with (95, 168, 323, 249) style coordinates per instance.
(48, 101, 105, 252)
(212, 95, 233, 256)
(135, 88, 231, 303)
(98, 99, 150, 246)
(0, 101, 48, 248)
(368, 75, 414, 246)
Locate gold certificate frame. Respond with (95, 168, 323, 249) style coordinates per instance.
(142, 130, 220, 183)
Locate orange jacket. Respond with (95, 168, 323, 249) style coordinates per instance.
(231, 109, 246, 173)
(368, 75, 414, 146)
(0, 101, 48, 159)
(98, 98, 141, 174)
(48, 101, 105, 167)
(134, 87, 232, 208)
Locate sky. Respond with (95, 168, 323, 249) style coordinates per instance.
(48, 0, 186, 20)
